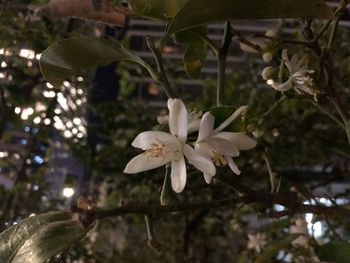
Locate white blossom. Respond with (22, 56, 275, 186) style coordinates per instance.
(267, 49, 319, 99)
(247, 233, 267, 253)
(195, 106, 256, 183)
(124, 99, 215, 193)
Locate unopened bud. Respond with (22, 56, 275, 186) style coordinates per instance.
(265, 29, 278, 38)
(262, 51, 273, 63)
(261, 66, 276, 80)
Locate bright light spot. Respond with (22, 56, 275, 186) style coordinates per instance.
(32, 185, 39, 191)
(77, 76, 84, 82)
(35, 53, 41, 60)
(54, 108, 62, 114)
(62, 187, 75, 198)
(76, 99, 82, 105)
(27, 61, 33, 67)
(73, 118, 81, 125)
(0, 151, 9, 158)
(57, 92, 68, 111)
(34, 155, 44, 164)
(19, 48, 35, 59)
(46, 82, 54, 89)
(14, 153, 20, 159)
(43, 90, 56, 98)
(72, 128, 78, 135)
(20, 112, 29, 120)
(77, 89, 83, 95)
(267, 79, 274, 85)
(64, 130, 73, 138)
(53, 116, 64, 130)
(1, 61, 7, 68)
(63, 81, 70, 87)
(0, 48, 4, 55)
(66, 121, 73, 128)
(29, 213, 36, 217)
(43, 118, 51, 125)
(77, 132, 84, 138)
(35, 102, 47, 112)
(33, 117, 41, 124)
(14, 107, 21, 114)
(0, 72, 5, 78)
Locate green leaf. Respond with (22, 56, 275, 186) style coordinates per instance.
(167, 0, 334, 34)
(0, 211, 93, 263)
(129, 0, 186, 21)
(315, 241, 350, 263)
(40, 37, 154, 88)
(254, 234, 301, 263)
(174, 26, 208, 79)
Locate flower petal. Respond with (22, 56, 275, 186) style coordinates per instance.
(225, 156, 241, 175)
(213, 106, 247, 133)
(124, 153, 172, 173)
(170, 154, 186, 193)
(131, 131, 178, 150)
(203, 173, 214, 184)
(197, 112, 214, 142)
(168, 98, 188, 142)
(272, 77, 292, 91)
(183, 144, 216, 176)
(188, 118, 201, 133)
(282, 49, 292, 73)
(213, 132, 257, 150)
(205, 137, 239, 157)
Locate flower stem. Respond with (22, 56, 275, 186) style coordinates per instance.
(146, 36, 177, 98)
(217, 22, 232, 106)
(160, 165, 173, 205)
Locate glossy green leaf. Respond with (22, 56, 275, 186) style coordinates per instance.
(254, 234, 300, 263)
(40, 37, 153, 87)
(129, 0, 186, 21)
(174, 26, 208, 79)
(0, 211, 93, 263)
(315, 241, 350, 263)
(168, 0, 334, 33)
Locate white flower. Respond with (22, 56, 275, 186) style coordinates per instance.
(195, 106, 257, 183)
(247, 233, 267, 253)
(124, 99, 215, 193)
(267, 49, 319, 99)
(157, 109, 202, 133)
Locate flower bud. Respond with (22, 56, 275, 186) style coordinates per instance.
(261, 66, 276, 80)
(262, 51, 273, 63)
(265, 29, 278, 38)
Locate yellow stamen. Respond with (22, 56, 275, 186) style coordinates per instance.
(146, 139, 167, 158)
(212, 150, 227, 166)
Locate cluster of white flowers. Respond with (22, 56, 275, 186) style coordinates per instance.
(124, 99, 256, 193)
(262, 49, 319, 100)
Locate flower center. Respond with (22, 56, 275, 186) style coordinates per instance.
(212, 150, 227, 166)
(146, 139, 168, 158)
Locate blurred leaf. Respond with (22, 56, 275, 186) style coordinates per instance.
(315, 241, 350, 263)
(254, 234, 300, 263)
(40, 37, 152, 87)
(175, 26, 208, 79)
(167, 0, 334, 33)
(0, 211, 93, 263)
(129, 0, 186, 21)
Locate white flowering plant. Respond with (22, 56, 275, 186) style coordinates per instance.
(1, 0, 350, 262)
